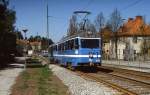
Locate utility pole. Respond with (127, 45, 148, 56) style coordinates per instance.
(46, 2, 49, 49)
(23, 29, 28, 70)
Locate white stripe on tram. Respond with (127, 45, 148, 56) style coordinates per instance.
(53, 54, 101, 58)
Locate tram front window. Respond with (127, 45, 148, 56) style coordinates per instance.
(81, 39, 99, 48)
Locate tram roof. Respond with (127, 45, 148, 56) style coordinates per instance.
(49, 36, 101, 47)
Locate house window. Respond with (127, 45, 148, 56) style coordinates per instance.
(133, 37, 137, 43)
(134, 50, 136, 54)
(123, 49, 125, 54)
(106, 50, 109, 52)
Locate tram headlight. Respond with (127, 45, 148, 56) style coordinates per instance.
(75, 50, 78, 54)
(89, 52, 93, 58)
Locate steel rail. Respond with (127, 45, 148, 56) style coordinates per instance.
(76, 71, 138, 95)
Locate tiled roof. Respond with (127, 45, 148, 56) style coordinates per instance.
(17, 39, 41, 46)
(117, 16, 150, 37)
(30, 41, 41, 46)
(16, 39, 29, 45)
(100, 27, 113, 42)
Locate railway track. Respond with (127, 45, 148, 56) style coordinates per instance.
(75, 67, 150, 95)
(77, 71, 137, 95)
(98, 66, 150, 84)
(100, 66, 150, 77)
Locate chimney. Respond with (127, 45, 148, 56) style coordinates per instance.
(128, 18, 133, 22)
(135, 16, 143, 21)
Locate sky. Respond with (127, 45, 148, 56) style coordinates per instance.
(9, 0, 150, 42)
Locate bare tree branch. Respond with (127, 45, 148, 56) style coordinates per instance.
(108, 8, 122, 59)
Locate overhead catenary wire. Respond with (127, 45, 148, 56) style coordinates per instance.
(47, 0, 94, 42)
(81, 0, 94, 11)
(49, 0, 144, 42)
(121, 0, 143, 11)
(48, 16, 68, 21)
(49, 17, 69, 42)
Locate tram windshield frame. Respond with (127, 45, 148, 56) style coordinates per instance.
(80, 39, 100, 48)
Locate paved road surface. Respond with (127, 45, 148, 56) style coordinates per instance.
(0, 57, 24, 95)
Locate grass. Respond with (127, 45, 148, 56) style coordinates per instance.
(11, 58, 69, 95)
(26, 57, 41, 64)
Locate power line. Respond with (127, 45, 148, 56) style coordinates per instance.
(81, 0, 93, 11)
(121, 0, 143, 11)
(48, 16, 68, 21)
(49, 16, 69, 42)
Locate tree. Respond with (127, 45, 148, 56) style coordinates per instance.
(95, 12, 105, 56)
(0, 0, 16, 67)
(139, 16, 149, 60)
(88, 23, 96, 34)
(28, 35, 42, 42)
(41, 37, 53, 50)
(108, 8, 122, 59)
(16, 30, 23, 39)
(28, 36, 34, 42)
(95, 12, 105, 32)
(67, 15, 77, 36)
(108, 9, 122, 32)
(34, 36, 41, 41)
(28, 36, 54, 50)
(85, 20, 96, 36)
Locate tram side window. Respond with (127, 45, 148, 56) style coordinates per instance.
(53, 46, 54, 51)
(68, 40, 71, 50)
(75, 38, 79, 49)
(60, 43, 64, 51)
(58, 44, 61, 51)
(60, 44, 62, 51)
(54, 45, 57, 51)
(67, 41, 69, 50)
(50, 46, 53, 52)
(63, 43, 65, 51)
(53, 46, 55, 51)
(64, 39, 76, 50)
(64, 42, 66, 50)
(61, 44, 63, 51)
(71, 40, 74, 50)
(68, 39, 74, 50)
(51, 46, 53, 51)
(64, 41, 68, 50)
(61, 43, 65, 51)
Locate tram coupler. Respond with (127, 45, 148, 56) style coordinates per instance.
(89, 58, 94, 66)
(89, 62, 94, 66)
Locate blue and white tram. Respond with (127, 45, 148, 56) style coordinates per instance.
(49, 36, 101, 67)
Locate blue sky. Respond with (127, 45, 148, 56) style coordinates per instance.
(9, 0, 150, 42)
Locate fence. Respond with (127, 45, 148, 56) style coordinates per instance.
(102, 36, 150, 61)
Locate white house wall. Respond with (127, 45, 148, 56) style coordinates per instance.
(128, 37, 142, 54)
(117, 42, 126, 59)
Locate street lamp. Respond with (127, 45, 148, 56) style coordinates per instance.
(23, 29, 28, 69)
(23, 29, 28, 40)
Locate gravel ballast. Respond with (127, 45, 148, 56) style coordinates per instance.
(0, 68, 23, 95)
(49, 65, 121, 95)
